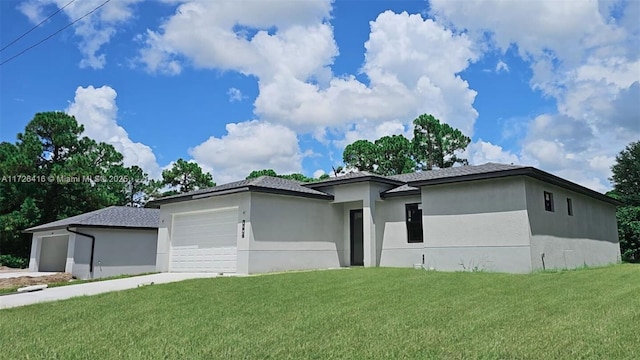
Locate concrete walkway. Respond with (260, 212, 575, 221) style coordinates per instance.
(0, 273, 228, 310)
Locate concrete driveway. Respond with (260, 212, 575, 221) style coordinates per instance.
(0, 273, 229, 310)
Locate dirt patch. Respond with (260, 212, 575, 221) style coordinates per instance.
(0, 266, 28, 273)
(0, 273, 74, 289)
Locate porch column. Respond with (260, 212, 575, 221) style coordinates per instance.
(363, 196, 377, 267)
(65, 233, 76, 273)
(28, 235, 41, 271)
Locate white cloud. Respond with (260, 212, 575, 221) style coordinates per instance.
(312, 169, 326, 179)
(19, 0, 142, 69)
(429, 0, 640, 191)
(66, 85, 162, 178)
(227, 87, 244, 102)
(495, 60, 509, 73)
(465, 140, 521, 165)
(189, 121, 302, 184)
(138, 5, 479, 137)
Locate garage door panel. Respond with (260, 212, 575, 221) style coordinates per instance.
(170, 208, 238, 273)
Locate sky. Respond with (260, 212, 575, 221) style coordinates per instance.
(0, 0, 638, 192)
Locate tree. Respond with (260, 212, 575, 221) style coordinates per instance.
(412, 114, 470, 170)
(123, 166, 150, 207)
(246, 169, 326, 182)
(610, 141, 640, 261)
(374, 135, 416, 176)
(247, 169, 278, 179)
(161, 158, 215, 193)
(343, 140, 378, 172)
(0, 112, 129, 259)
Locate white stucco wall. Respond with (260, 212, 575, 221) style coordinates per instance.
(377, 195, 424, 267)
(156, 192, 250, 273)
(247, 192, 343, 273)
(421, 177, 532, 273)
(524, 178, 620, 270)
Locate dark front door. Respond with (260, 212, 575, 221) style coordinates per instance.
(350, 209, 364, 266)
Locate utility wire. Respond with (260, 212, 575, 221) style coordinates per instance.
(0, 0, 76, 53)
(0, 0, 111, 67)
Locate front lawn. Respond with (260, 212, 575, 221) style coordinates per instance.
(1, 265, 638, 359)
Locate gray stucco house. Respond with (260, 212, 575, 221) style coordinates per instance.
(25, 206, 159, 279)
(149, 163, 621, 274)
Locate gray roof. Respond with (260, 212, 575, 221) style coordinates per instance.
(305, 171, 404, 188)
(149, 176, 333, 206)
(389, 163, 525, 183)
(25, 206, 160, 233)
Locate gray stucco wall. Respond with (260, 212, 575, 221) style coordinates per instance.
(156, 192, 250, 273)
(524, 178, 620, 270)
(247, 192, 343, 273)
(377, 195, 424, 267)
(421, 177, 532, 273)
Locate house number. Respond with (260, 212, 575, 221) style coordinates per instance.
(242, 219, 245, 238)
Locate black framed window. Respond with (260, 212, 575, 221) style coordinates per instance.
(567, 198, 573, 216)
(406, 203, 423, 243)
(544, 191, 554, 212)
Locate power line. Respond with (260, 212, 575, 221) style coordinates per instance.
(0, 0, 76, 53)
(0, 0, 111, 67)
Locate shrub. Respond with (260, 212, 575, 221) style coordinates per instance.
(0, 254, 28, 269)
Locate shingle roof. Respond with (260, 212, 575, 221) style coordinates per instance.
(24, 206, 160, 232)
(305, 171, 404, 188)
(149, 176, 333, 206)
(389, 163, 525, 183)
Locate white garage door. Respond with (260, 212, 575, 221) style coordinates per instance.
(170, 208, 238, 273)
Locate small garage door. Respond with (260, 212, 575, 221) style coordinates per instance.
(170, 208, 238, 273)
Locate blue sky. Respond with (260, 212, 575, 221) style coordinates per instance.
(1, 0, 638, 191)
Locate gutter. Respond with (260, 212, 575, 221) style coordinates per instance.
(66, 226, 96, 275)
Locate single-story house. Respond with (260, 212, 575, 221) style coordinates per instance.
(25, 206, 159, 279)
(148, 163, 621, 274)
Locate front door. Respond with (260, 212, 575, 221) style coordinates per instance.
(350, 209, 364, 266)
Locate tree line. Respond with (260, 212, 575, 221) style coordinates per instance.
(0, 111, 638, 264)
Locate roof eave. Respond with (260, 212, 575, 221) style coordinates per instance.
(407, 167, 621, 206)
(305, 176, 404, 189)
(380, 189, 421, 199)
(249, 186, 334, 200)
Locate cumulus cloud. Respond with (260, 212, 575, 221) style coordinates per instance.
(19, 0, 142, 69)
(430, 0, 640, 191)
(135, 3, 482, 182)
(465, 140, 521, 166)
(495, 60, 509, 73)
(189, 121, 303, 184)
(66, 85, 162, 178)
(227, 87, 244, 102)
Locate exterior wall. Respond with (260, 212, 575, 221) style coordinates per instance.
(156, 192, 250, 273)
(76, 228, 158, 279)
(377, 195, 424, 267)
(316, 182, 395, 267)
(524, 178, 620, 270)
(30, 227, 158, 279)
(246, 192, 343, 273)
(421, 177, 532, 273)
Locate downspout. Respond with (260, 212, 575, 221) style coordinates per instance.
(66, 226, 96, 275)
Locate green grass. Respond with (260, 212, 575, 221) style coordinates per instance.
(1, 265, 639, 359)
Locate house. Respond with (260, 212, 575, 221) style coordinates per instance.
(25, 206, 159, 279)
(148, 163, 621, 274)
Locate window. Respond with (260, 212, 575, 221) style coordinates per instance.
(406, 203, 423, 243)
(544, 191, 554, 212)
(567, 198, 573, 216)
